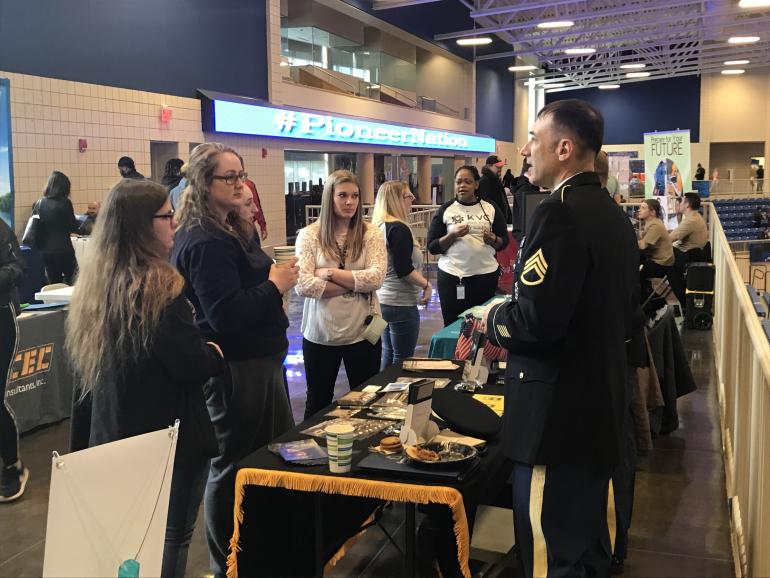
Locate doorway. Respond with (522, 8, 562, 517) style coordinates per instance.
(150, 141, 180, 183)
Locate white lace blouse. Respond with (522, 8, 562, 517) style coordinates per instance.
(295, 222, 386, 345)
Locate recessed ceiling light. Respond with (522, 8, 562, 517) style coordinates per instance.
(626, 71, 651, 78)
(724, 59, 750, 65)
(565, 47, 596, 55)
(721, 69, 746, 75)
(537, 20, 574, 29)
(508, 65, 538, 71)
(739, 0, 770, 7)
(369, 84, 380, 89)
(728, 36, 760, 44)
(542, 83, 567, 88)
(279, 61, 290, 67)
(457, 37, 493, 46)
(619, 63, 646, 69)
(598, 84, 621, 89)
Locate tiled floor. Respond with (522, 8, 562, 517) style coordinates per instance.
(0, 293, 734, 577)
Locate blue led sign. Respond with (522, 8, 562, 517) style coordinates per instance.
(212, 100, 496, 153)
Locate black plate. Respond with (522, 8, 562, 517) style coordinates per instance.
(404, 441, 478, 468)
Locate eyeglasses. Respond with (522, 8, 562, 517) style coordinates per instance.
(212, 172, 248, 186)
(153, 210, 175, 220)
(403, 194, 416, 201)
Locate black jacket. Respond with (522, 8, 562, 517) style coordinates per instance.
(172, 219, 289, 361)
(487, 172, 639, 466)
(0, 218, 23, 310)
(35, 196, 79, 254)
(478, 167, 512, 224)
(86, 294, 224, 462)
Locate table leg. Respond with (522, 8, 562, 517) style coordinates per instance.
(404, 502, 416, 578)
(314, 494, 324, 577)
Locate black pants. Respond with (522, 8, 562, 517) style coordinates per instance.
(640, 259, 671, 304)
(512, 461, 613, 578)
(42, 251, 77, 285)
(302, 338, 381, 419)
(436, 269, 499, 327)
(0, 305, 20, 466)
(612, 366, 638, 562)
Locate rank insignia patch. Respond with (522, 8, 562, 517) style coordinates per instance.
(520, 248, 548, 286)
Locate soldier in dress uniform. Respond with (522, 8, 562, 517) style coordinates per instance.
(483, 99, 639, 578)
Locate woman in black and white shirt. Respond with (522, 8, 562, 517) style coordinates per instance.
(427, 165, 508, 326)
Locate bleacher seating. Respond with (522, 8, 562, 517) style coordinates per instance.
(713, 198, 770, 241)
(746, 284, 767, 318)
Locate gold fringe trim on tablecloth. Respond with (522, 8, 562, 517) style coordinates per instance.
(226, 467, 471, 578)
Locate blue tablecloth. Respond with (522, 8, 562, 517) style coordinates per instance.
(428, 317, 464, 359)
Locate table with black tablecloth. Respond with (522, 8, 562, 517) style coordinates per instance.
(227, 364, 510, 578)
(6, 308, 73, 432)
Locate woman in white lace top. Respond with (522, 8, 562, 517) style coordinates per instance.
(295, 170, 386, 418)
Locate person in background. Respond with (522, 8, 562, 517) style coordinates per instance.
(117, 156, 144, 180)
(670, 193, 708, 260)
(171, 143, 297, 578)
(372, 181, 432, 368)
(35, 170, 80, 284)
(162, 158, 184, 191)
(77, 201, 100, 236)
(478, 155, 512, 223)
(502, 168, 515, 190)
(244, 178, 268, 242)
(638, 198, 675, 292)
(694, 163, 706, 181)
(595, 151, 621, 205)
(295, 170, 386, 418)
(0, 218, 27, 503)
(753, 206, 765, 228)
(66, 179, 225, 578)
(427, 165, 509, 326)
(757, 165, 765, 193)
(169, 163, 188, 210)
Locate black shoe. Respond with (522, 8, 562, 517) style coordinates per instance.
(0, 463, 29, 503)
(611, 555, 625, 575)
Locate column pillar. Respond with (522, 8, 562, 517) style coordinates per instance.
(417, 155, 432, 204)
(357, 153, 374, 204)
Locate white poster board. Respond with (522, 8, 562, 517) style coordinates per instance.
(644, 130, 692, 228)
(43, 424, 178, 578)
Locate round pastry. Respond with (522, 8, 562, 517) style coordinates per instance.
(405, 445, 440, 462)
(380, 436, 403, 452)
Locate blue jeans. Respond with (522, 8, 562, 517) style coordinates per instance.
(380, 304, 420, 369)
(162, 457, 209, 578)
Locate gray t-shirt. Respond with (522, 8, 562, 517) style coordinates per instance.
(376, 221, 423, 307)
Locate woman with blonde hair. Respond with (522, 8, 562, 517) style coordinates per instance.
(372, 181, 431, 368)
(171, 142, 298, 577)
(295, 170, 386, 418)
(66, 179, 224, 578)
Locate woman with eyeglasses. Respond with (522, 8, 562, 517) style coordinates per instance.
(66, 179, 225, 578)
(295, 170, 386, 418)
(427, 165, 509, 326)
(171, 143, 298, 578)
(372, 181, 431, 368)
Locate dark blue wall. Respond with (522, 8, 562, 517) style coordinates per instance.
(546, 75, 701, 144)
(475, 60, 514, 142)
(0, 0, 269, 100)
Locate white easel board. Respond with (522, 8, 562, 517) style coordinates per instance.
(43, 425, 178, 578)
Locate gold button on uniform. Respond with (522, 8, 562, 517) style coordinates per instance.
(519, 371, 525, 379)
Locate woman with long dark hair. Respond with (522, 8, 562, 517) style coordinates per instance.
(427, 165, 509, 326)
(295, 170, 386, 417)
(66, 179, 225, 578)
(171, 142, 298, 578)
(35, 170, 80, 284)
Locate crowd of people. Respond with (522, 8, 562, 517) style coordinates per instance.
(0, 98, 717, 578)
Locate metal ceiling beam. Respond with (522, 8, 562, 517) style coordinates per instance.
(372, 0, 443, 9)
(469, 0, 586, 19)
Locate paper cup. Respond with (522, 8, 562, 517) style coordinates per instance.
(325, 424, 355, 473)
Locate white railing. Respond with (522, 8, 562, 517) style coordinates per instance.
(710, 202, 770, 578)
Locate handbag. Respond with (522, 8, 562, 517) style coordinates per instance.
(21, 200, 42, 248)
(361, 293, 387, 345)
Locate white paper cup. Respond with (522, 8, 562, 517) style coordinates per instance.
(325, 424, 355, 473)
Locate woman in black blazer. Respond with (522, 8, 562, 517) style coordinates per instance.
(67, 179, 224, 578)
(35, 171, 79, 284)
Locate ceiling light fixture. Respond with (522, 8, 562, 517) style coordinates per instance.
(279, 61, 290, 67)
(626, 71, 651, 78)
(537, 20, 574, 29)
(565, 47, 596, 55)
(598, 84, 621, 89)
(508, 65, 538, 71)
(369, 84, 380, 89)
(721, 69, 746, 75)
(619, 63, 646, 69)
(738, 0, 770, 7)
(724, 59, 750, 65)
(728, 36, 760, 44)
(457, 37, 493, 46)
(542, 83, 567, 88)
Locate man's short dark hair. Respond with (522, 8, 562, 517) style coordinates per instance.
(118, 156, 135, 169)
(684, 192, 701, 210)
(537, 99, 604, 157)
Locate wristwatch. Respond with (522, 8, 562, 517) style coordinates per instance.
(325, 268, 333, 281)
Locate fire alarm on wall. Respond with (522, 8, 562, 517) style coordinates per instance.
(78, 138, 87, 152)
(160, 106, 173, 123)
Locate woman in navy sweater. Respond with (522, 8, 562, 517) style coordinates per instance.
(171, 143, 298, 578)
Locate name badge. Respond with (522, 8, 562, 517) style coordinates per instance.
(456, 284, 465, 300)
